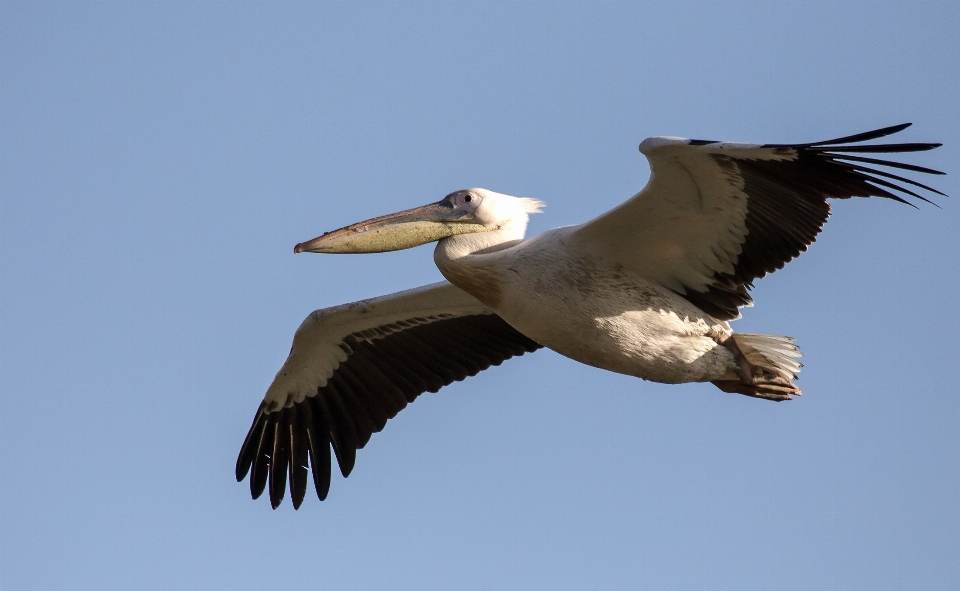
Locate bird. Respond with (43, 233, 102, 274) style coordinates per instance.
(236, 122, 944, 509)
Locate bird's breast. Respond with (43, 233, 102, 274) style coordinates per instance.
(435, 256, 505, 310)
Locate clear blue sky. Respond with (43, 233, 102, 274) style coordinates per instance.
(2, 2, 958, 590)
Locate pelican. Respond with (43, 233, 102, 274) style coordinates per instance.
(236, 123, 944, 509)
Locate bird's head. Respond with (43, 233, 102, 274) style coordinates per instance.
(294, 188, 545, 254)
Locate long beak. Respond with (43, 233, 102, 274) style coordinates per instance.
(294, 200, 486, 254)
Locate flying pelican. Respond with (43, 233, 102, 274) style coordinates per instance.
(236, 123, 944, 509)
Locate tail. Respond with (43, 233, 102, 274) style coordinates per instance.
(712, 333, 803, 401)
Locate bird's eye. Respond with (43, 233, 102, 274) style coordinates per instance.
(463, 195, 472, 203)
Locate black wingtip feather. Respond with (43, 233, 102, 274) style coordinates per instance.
(806, 123, 912, 147)
(332, 435, 356, 478)
(269, 418, 289, 509)
(236, 407, 266, 482)
(308, 428, 332, 501)
(300, 400, 332, 502)
(288, 407, 309, 510)
(819, 142, 941, 154)
(250, 424, 270, 500)
(831, 153, 946, 176)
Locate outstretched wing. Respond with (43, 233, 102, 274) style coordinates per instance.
(570, 123, 945, 320)
(236, 281, 541, 509)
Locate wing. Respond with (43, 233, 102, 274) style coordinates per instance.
(570, 123, 945, 320)
(235, 281, 542, 509)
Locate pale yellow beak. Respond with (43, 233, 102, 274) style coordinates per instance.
(294, 200, 486, 254)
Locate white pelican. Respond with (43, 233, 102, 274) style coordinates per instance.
(236, 123, 944, 508)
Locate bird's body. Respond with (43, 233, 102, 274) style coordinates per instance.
(437, 226, 737, 384)
(237, 123, 944, 508)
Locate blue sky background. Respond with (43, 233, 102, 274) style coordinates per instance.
(2, 2, 959, 589)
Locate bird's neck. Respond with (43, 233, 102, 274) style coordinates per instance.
(433, 225, 526, 310)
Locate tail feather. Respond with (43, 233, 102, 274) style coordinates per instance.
(736, 333, 803, 382)
(712, 333, 803, 401)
